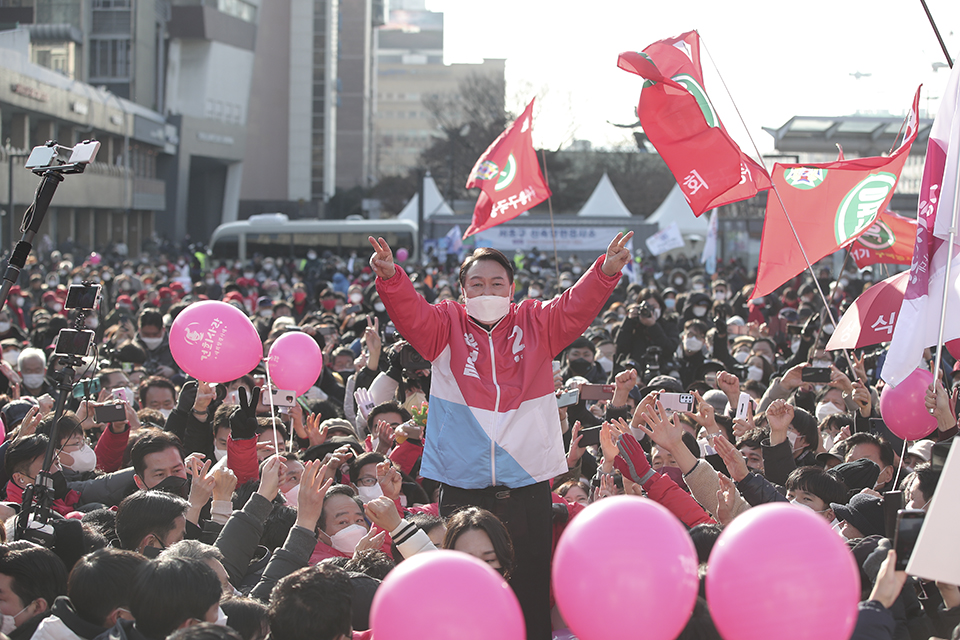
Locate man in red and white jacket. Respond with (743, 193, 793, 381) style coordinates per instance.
(370, 232, 633, 640)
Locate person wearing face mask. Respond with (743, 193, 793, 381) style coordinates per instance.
(614, 291, 677, 368)
(250, 297, 276, 342)
(0, 545, 68, 640)
(134, 308, 179, 379)
(711, 280, 730, 305)
(0, 309, 25, 343)
(4, 434, 82, 516)
(307, 485, 392, 564)
(680, 292, 713, 324)
(17, 347, 51, 397)
(675, 321, 710, 386)
(760, 400, 821, 487)
(561, 338, 606, 384)
(370, 232, 633, 640)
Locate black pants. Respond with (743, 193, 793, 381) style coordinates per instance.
(440, 481, 553, 640)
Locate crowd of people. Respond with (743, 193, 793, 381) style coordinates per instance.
(0, 235, 953, 640)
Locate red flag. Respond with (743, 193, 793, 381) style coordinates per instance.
(849, 210, 917, 269)
(618, 31, 770, 216)
(463, 99, 550, 238)
(751, 88, 921, 299)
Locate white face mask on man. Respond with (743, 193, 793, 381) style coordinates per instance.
(65, 443, 98, 473)
(325, 524, 369, 554)
(465, 295, 510, 324)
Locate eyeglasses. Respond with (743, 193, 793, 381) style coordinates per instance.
(356, 477, 379, 487)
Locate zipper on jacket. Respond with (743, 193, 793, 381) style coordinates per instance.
(487, 331, 500, 486)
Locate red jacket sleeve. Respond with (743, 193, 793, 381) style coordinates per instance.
(94, 426, 131, 473)
(227, 437, 259, 485)
(389, 440, 423, 477)
(376, 266, 452, 361)
(643, 472, 716, 527)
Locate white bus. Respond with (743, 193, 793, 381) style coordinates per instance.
(208, 214, 418, 261)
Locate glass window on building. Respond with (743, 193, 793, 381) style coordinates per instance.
(217, 0, 256, 23)
(90, 38, 131, 79)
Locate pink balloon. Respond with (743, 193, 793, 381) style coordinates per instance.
(371, 550, 523, 640)
(267, 331, 323, 396)
(170, 301, 263, 383)
(707, 503, 860, 640)
(879, 367, 937, 440)
(395, 247, 409, 262)
(553, 496, 699, 640)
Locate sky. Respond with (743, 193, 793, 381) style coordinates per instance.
(423, 0, 959, 155)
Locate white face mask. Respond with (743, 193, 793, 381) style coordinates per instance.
(373, 302, 385, 313)
(158, 408, 172, 420)
(65, 443, 98, 473)
(214, 446, 228, 461)
(822, 432, 837, 452)
(527, 288, 540, 298)
(215, 607, 228, 627)
(1, 603, 30, 634)
(282, 483, 300, 506)
(597, 356, 613, 373)
(713, 291, 727, 302)
(22, 373, 45, 389)
(787, 430, 799, 448)
(816, 402, 844, 423)
(357, 483, 384, 504)
(326, 523, 368, 554)
(791, 338, 802, 355)
(747, 365, 765, 382)
(141, 335, 163, 350)
(465, 295, 511, 324)
(664, 298, 676, 310)
(259, 309, 273, 318)
(811, 359, 832, 369)
(734, 350, 750, 364)
(683, 336, 703, 353)
(349, 292, 363, 304)
(692, 305, 708, 317)
(0, 322, 10, 333)
(3, 350, 20, 366)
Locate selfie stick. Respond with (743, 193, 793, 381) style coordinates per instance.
(8, 141, 100, 541)
(0, 141, 97, 313)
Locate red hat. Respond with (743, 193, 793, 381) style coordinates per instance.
(9, 286, 21, 296)
(159, 287, 173, 298)
(117, 295, 133, 306)
(169, 282, 184, 292)
(224, 291, 244, 303)
(42, 291, 57, 301)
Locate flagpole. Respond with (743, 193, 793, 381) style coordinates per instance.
(930, 153, 960, 382)
(919, 0, 955, 69)
(540, 149, 562, 287)
(699, 36, 860, 377)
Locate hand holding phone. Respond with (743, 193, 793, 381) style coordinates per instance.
(658, 392, 695, 414)
(894, 509, 925, 571)
(801, 366, 832, 383)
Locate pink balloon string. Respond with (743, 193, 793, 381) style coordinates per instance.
(261, 356, 282, 457)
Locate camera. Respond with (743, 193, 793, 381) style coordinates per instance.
(638, 302, 653, 319)
(400, 344, 431, 371)
(640, 346, 662, 384)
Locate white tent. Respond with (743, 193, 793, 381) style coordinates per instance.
(398, 172, 454, 220)
(577, 172, 632, 217)
(646, 183, 709, 238)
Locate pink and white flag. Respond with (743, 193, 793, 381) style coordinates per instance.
(882, 66, 960, 387)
